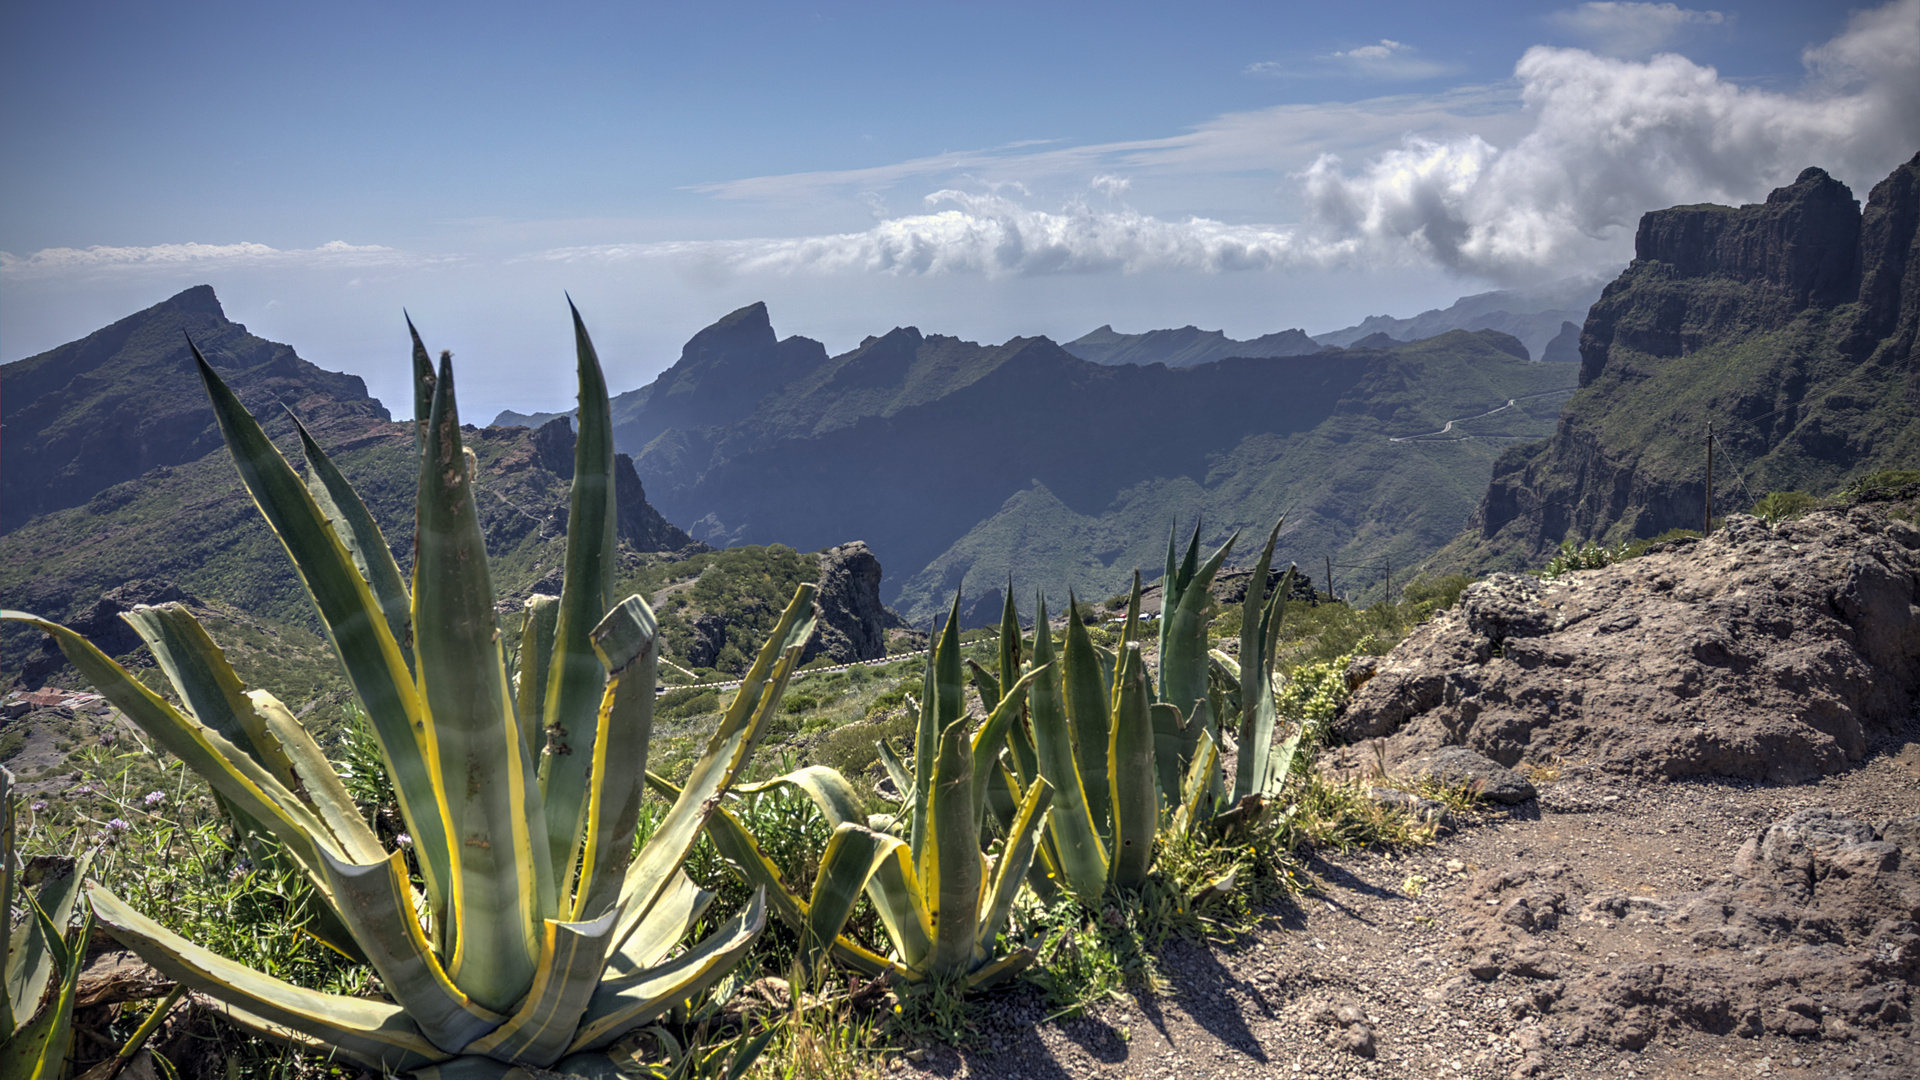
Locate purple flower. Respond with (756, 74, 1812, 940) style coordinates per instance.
(71, 784, 94, 796)
(106, 818, 131, 832)
(143, 791, 166, 807)
(394, 833, 413, 849)
(29, 801, 47, 812)
(98, 732, 115, 746)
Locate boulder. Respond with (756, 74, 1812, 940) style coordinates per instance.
(803, 541, 907, 664)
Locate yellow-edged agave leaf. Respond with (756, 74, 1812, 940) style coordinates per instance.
(415, 348, 553, 1010)
(612, 585, 815, 950)
(603, 871, 711, 975)
(2, 614, 342, 878)
(961, 948, 1036, 992)
(538, 305, 621, 897)
(732, 765, 865, 827)
(1026, 595, 1107, 904)
(295, 414, 413, 669)
(569, 890, 767, 1053)
(866, 834, 934, 971)
(969, 665, 1047, 834)
(514, 595, 560, 763)
(312, 848, 502, 1053)
(464, 905, 621, 1066)
(249, 691, 386, 865)
(1150, 701, 1189, 810)
(3, 828, 87, 1033)
(0, 904, 87, 1080)
(1233, 518, 1289, 801)
(1157, 520, 1237, 778)
(120, 604, 299, 789)
(801, 823, 900, 976)
(188, 341, 453, 918)
(975, 773, 1052, 963)
(572, 596, 659, 922)
(88, 886, 441, 1071)
(1108, 645, 1158, 889)
(924, 713, 980, 979)
(1062, 594, 1111, 838)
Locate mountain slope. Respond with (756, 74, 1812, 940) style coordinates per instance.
(1446, 155, 1920, 570)
(0, 285, 390, 533)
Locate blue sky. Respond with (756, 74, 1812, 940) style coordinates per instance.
(4, 1, 1914, 419)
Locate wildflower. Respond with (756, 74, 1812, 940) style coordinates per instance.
(395, 833, 413, 848)
(143, 790, 166, 807)
(98, 732, 115, 745)
(107, 818, 131, 832)
(71, 784, 94, 797)
(29, 801, 47, 812)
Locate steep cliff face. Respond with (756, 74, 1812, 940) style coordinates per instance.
(609, 301, 828, 451)
(0, 285, 389, 533)
(1457, 154, 1920, 568)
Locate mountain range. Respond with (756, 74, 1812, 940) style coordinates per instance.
(574, 303, 1575, 624)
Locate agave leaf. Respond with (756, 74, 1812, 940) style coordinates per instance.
(514, 595, 560, 764)
(1149, 701, 1188, 809)
(463, 905, 621, 1066)
(2, 845, 87, 1037)
(296, 413, 413, 668)
(409, 315, 436, 451)
(1107, 645, 1157, 890)
(88, 885, 441, 1071)
(965, 659, 1001, 715)
(187, 341, 451, 919)
(415, 349, 551, 1010)
(1160, 526, 1236, 736)
(1062, 595, 1111, 840)
(310, 848, 501, 1053)
(120, 604, 298, 790)
(1026, 595, 1107, 904)
(0, 906, 87, 1080)
(1171, 728, 1221, 837)
(539, 305, 621, 895)
(569, 890, 767, 1053)
(613, 586, 815, 952)
(732, 764, 865, 828)
(866, 822, 935, 970)
(572, 596, 659, 922)
(248, 691, 386, 865)
(961, 948, 1035, 991)
(970, 664, 1047, 835)
(605, 870, 710, 976)
(801, 824, 899, 977)
(1234, 518, 1284, 801)
(976, 774, 1052, 958)
(924, 714, 980, 979)
(875, 739, 916, 816)
(2, 614, 344, 880)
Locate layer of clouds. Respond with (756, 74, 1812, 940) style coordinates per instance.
(1247, 38, 1454, 81)
(1549, 3, 1726, 57)
(0, 240, 405, 279)
(1303, 0, 1917, 280)
(538, 189, 1348, 279)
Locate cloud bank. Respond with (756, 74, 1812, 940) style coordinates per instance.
(0, 240, 404, 279)
(540, 189, 1343, 278)
(1303, 0, 1917, 280)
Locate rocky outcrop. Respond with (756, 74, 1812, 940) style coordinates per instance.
(609, 302, 828, 452)
(1336, 506, 1920, 783)
(1462, 153, 1920, 568)
(1541, 321, 1580, 363)
(802, 541, 907, 664)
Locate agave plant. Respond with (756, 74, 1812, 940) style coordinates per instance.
(5, 309, 815, 1076)
(1151, 521, 1238, 807)
(661, 596, 1054, 991)
(1219, 518, 1303, 806)
(1, 768, 91, 1080)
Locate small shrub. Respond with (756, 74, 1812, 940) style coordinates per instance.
(1752, 489, 1823, 523)
(1400, 573, 1470, 619)
(1539, 537, 1633, 578)
(782, 692, 820, 715)
(1843, 469, 1920, 504)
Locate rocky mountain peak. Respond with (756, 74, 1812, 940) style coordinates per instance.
(1630, 165, 1862, 319)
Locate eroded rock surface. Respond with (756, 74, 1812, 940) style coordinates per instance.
(1336, 507, 1920, 783)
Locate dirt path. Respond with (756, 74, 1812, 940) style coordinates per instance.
(894, 724, 1920, 1080)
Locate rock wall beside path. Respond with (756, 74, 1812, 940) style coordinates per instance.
(1335, 506, 1920, 783)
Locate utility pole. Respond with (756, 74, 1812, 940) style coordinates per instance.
(1705, 422, 1715, 535)
(1385, 556, 1392, 605)
(1325, 555, 1335, 604)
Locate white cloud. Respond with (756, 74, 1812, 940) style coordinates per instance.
(1303, 0, 1919, 280)
(0, 239, 405, 279)
(1090, 174, 1131, 198)
(1248, 38, 1453, 81)
(537, 188, 1347, 279)
(1550, 3, 1726, 57)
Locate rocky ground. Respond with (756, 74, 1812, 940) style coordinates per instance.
(899, 505, 1920, 1080)
(896, 721, 1918, 1080)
